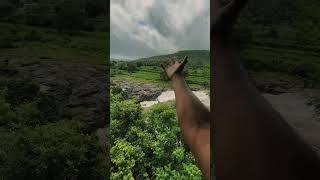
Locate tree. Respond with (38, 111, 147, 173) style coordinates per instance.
(110, 90, 202, 179)
(55, 0, 86, 31)
(127, 63, 137, 73)
(0, 1, 17, 18)
(0, 121, 108, 180)
(85, 0, 106, 18)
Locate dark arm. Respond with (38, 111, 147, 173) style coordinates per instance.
(162, 59, 211, 179)
(212, 0, 320, 179)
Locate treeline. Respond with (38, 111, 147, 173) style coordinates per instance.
(0, 0, 108, 31)
(134, 50, 210, 68)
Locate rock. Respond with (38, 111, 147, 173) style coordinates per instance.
(111, 80, 165, 102)
(0, 57, 108, 132)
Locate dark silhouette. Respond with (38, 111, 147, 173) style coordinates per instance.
(162, 0, 320, 179)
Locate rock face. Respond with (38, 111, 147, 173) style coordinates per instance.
(0, 57, 108, 132)
(111, 80, 165, 102)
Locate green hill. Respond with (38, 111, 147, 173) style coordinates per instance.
(133, 50, 210, 67)
(111, 50, 210, 88)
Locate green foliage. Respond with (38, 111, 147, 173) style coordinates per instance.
(15, 102, 42, 126)
(0, 79, 109, 179)
(0, 36, 15, 48)
(110, 139, 145, 180)
(172, 147, 185, 162)
(0, 121, 108, 180)
(85, 0, 107, 18)
(127, 63, 137, 73)
(6, 79, 40, 107)
(0, 90, 15, 126)
(55, 0, 87, 31)
(0, 0, 107, 31)
(110, 98, 141, 144)
(37, 93, 59, 122)
(154, 163, 202, 180)
(0, 1, 16, 17)
(110, 90, 202, 179)
(24, 30, 43, 42)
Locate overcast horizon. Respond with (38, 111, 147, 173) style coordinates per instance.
(110, 0, 210, 60)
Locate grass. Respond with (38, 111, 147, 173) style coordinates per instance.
(0, 22, 108, 65)
(242, 45, 320, 64)
(112, 65, 210, 89)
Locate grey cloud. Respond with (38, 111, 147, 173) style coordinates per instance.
(110, 0, 210, 60)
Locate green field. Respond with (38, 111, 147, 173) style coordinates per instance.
(111, 50, 210, 89)
(0, 21, 108, 65)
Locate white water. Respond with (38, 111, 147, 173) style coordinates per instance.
(140, 90, 210, 109)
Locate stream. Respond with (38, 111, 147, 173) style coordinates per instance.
(140, 90, 210, 109)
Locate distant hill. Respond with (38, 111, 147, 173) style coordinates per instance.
(111, 58, 130, 62)
(236, 0, 320, 48)
(133, 50, 210, 66)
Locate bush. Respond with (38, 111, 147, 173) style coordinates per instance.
(110, 98, 141, 143)
(127, 63, 137, 73)
(15, 102, 42, 126)
(24, 30, 43, 42)
(292, 63, 317, 78)
(55, 1, 87, 31)
(0, 121, 108, 180)
(0, 37, 15, 49)
(0, 2, 16, 17)
(0, 90, 16, 127)
(110, 91, 202, 179)
(6, 79, 40, 107)
(110, 139, 145, 179)
(37, 94, 58, 122)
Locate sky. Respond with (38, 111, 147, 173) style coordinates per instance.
(110, 0, 210, 60)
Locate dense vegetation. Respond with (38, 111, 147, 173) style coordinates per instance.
(0, 0, 107, 31)
(0, 79, 108, 179)
(110, 88, 202, 179)
(0, 0, 108, 64)
(235, 0, 320, 88)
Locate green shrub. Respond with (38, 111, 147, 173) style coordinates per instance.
(24, 30, 43, 42)
(37, 94, 58, 122)
(0, 2, 16, 17)
(0, 90, 16, 127)
(6, 79, 40, 107)
(292, 63, 317, 78)
(127, 63, 137, 73)
(15, 102, 42, 126)
(0, 36, 15, 49)
(0, 121, 108, 180)
(110, 91, 201, 179)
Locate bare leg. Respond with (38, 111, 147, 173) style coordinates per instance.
(162, 59, 211, 179)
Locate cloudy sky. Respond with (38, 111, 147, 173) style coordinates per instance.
(110, 0, 210, 60)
